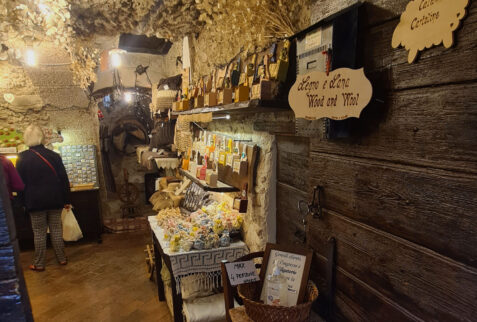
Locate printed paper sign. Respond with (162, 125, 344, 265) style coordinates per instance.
(260, 250, 307, 306)
(392, 0, 469, 63)
(289, 67, 372, 121)
(225, 260, 260, 286)
(305, 28, 322, 50)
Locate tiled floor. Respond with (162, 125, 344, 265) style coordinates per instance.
(20, 231, 172, 322)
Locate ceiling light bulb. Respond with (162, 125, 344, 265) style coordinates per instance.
(111, 52, 121, 68)
(25, 49, 36, 66)
(124, 92, 133, 103)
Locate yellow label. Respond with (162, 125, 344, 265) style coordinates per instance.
(219, 152, 226, 165)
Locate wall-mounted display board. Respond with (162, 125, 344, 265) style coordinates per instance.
(291, 3, 364, 138)
(60, 145, 99, 189)
(217, 143, 259, 193)
(289, 67, 372, 120)
(392, 0, 470, 63)
(296, 24, 333, 76)
(184, 129, 259, 193)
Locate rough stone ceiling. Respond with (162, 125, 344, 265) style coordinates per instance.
(0, 0, 310, 111)
(70, 0, 203, 40)
(0, 0, 200, 111)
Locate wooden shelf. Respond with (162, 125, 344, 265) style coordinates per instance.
(179, 168, 239, 193)
(171, 99, 289, 116)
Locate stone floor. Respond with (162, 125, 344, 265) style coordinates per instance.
(20, 231, 172, 322)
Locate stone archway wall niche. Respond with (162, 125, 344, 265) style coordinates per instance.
(186, 111, 294, 252)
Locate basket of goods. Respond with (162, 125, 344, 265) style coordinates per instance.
(236, 243, 316, 322)
(155, 201, 244, 253)
(154, 89, 177, 113)
(237, 280, 318, 322)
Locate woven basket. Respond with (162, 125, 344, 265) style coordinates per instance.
(238, 280, 318, 322)
(152, 89, 177, 112)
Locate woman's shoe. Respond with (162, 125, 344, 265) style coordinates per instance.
(59, 261, 67, 265)
(29, 264, 45, 272)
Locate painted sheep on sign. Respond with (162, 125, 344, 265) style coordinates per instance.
(392, 0, 469, 63)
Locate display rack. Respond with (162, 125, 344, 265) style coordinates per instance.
(179, 168, 239, 192)
(171, 99, 289, 116)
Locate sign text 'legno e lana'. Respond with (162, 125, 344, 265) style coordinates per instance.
(288, 68, 373, 121)
(392, 0, 469, 63)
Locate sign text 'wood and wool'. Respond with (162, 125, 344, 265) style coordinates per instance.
(288, 68, 373, 121)
(392, 0, 469, 63)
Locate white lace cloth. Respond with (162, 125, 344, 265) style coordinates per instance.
(154, 157, 180, 170)
(148, 216, 249, 294)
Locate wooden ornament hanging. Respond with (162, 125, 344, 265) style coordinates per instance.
(392, 0, 469, 63)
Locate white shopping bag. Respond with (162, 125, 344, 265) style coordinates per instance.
(61, 208, 83, 241)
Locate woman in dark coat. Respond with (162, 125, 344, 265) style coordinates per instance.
(16, 125, 71, 271)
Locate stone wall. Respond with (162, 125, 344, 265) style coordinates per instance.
(0, 104, 98, 148)
(0, 44, 97, 146)
(207, 116, 276, 252)
(180, 111, 295, 252)
(0, 40, 183, 221)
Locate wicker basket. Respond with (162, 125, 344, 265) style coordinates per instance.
(237, 280, 318, 322)
(151, 89, 177, 113)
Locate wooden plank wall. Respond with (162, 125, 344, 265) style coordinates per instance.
(276, 0, 477, 320)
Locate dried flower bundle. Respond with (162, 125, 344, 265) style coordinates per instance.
(0, 0, 310, 90)
(192, 0, 310, 79)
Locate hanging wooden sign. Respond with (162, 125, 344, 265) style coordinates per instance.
(392, 0, 469, 63)
(288, 68, 372, 121)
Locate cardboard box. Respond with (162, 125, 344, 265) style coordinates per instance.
(251, 80, 279, 100)
(217, 89, 233, 105)
(204, 92, 217, 107)
(179, 99, 190, 111)
(194, 95, 204, 108)
(234, 85, 250, 103)
(206, 170, 218, 187)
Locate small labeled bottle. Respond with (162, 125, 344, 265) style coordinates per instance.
(266, 260, 288, 306)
